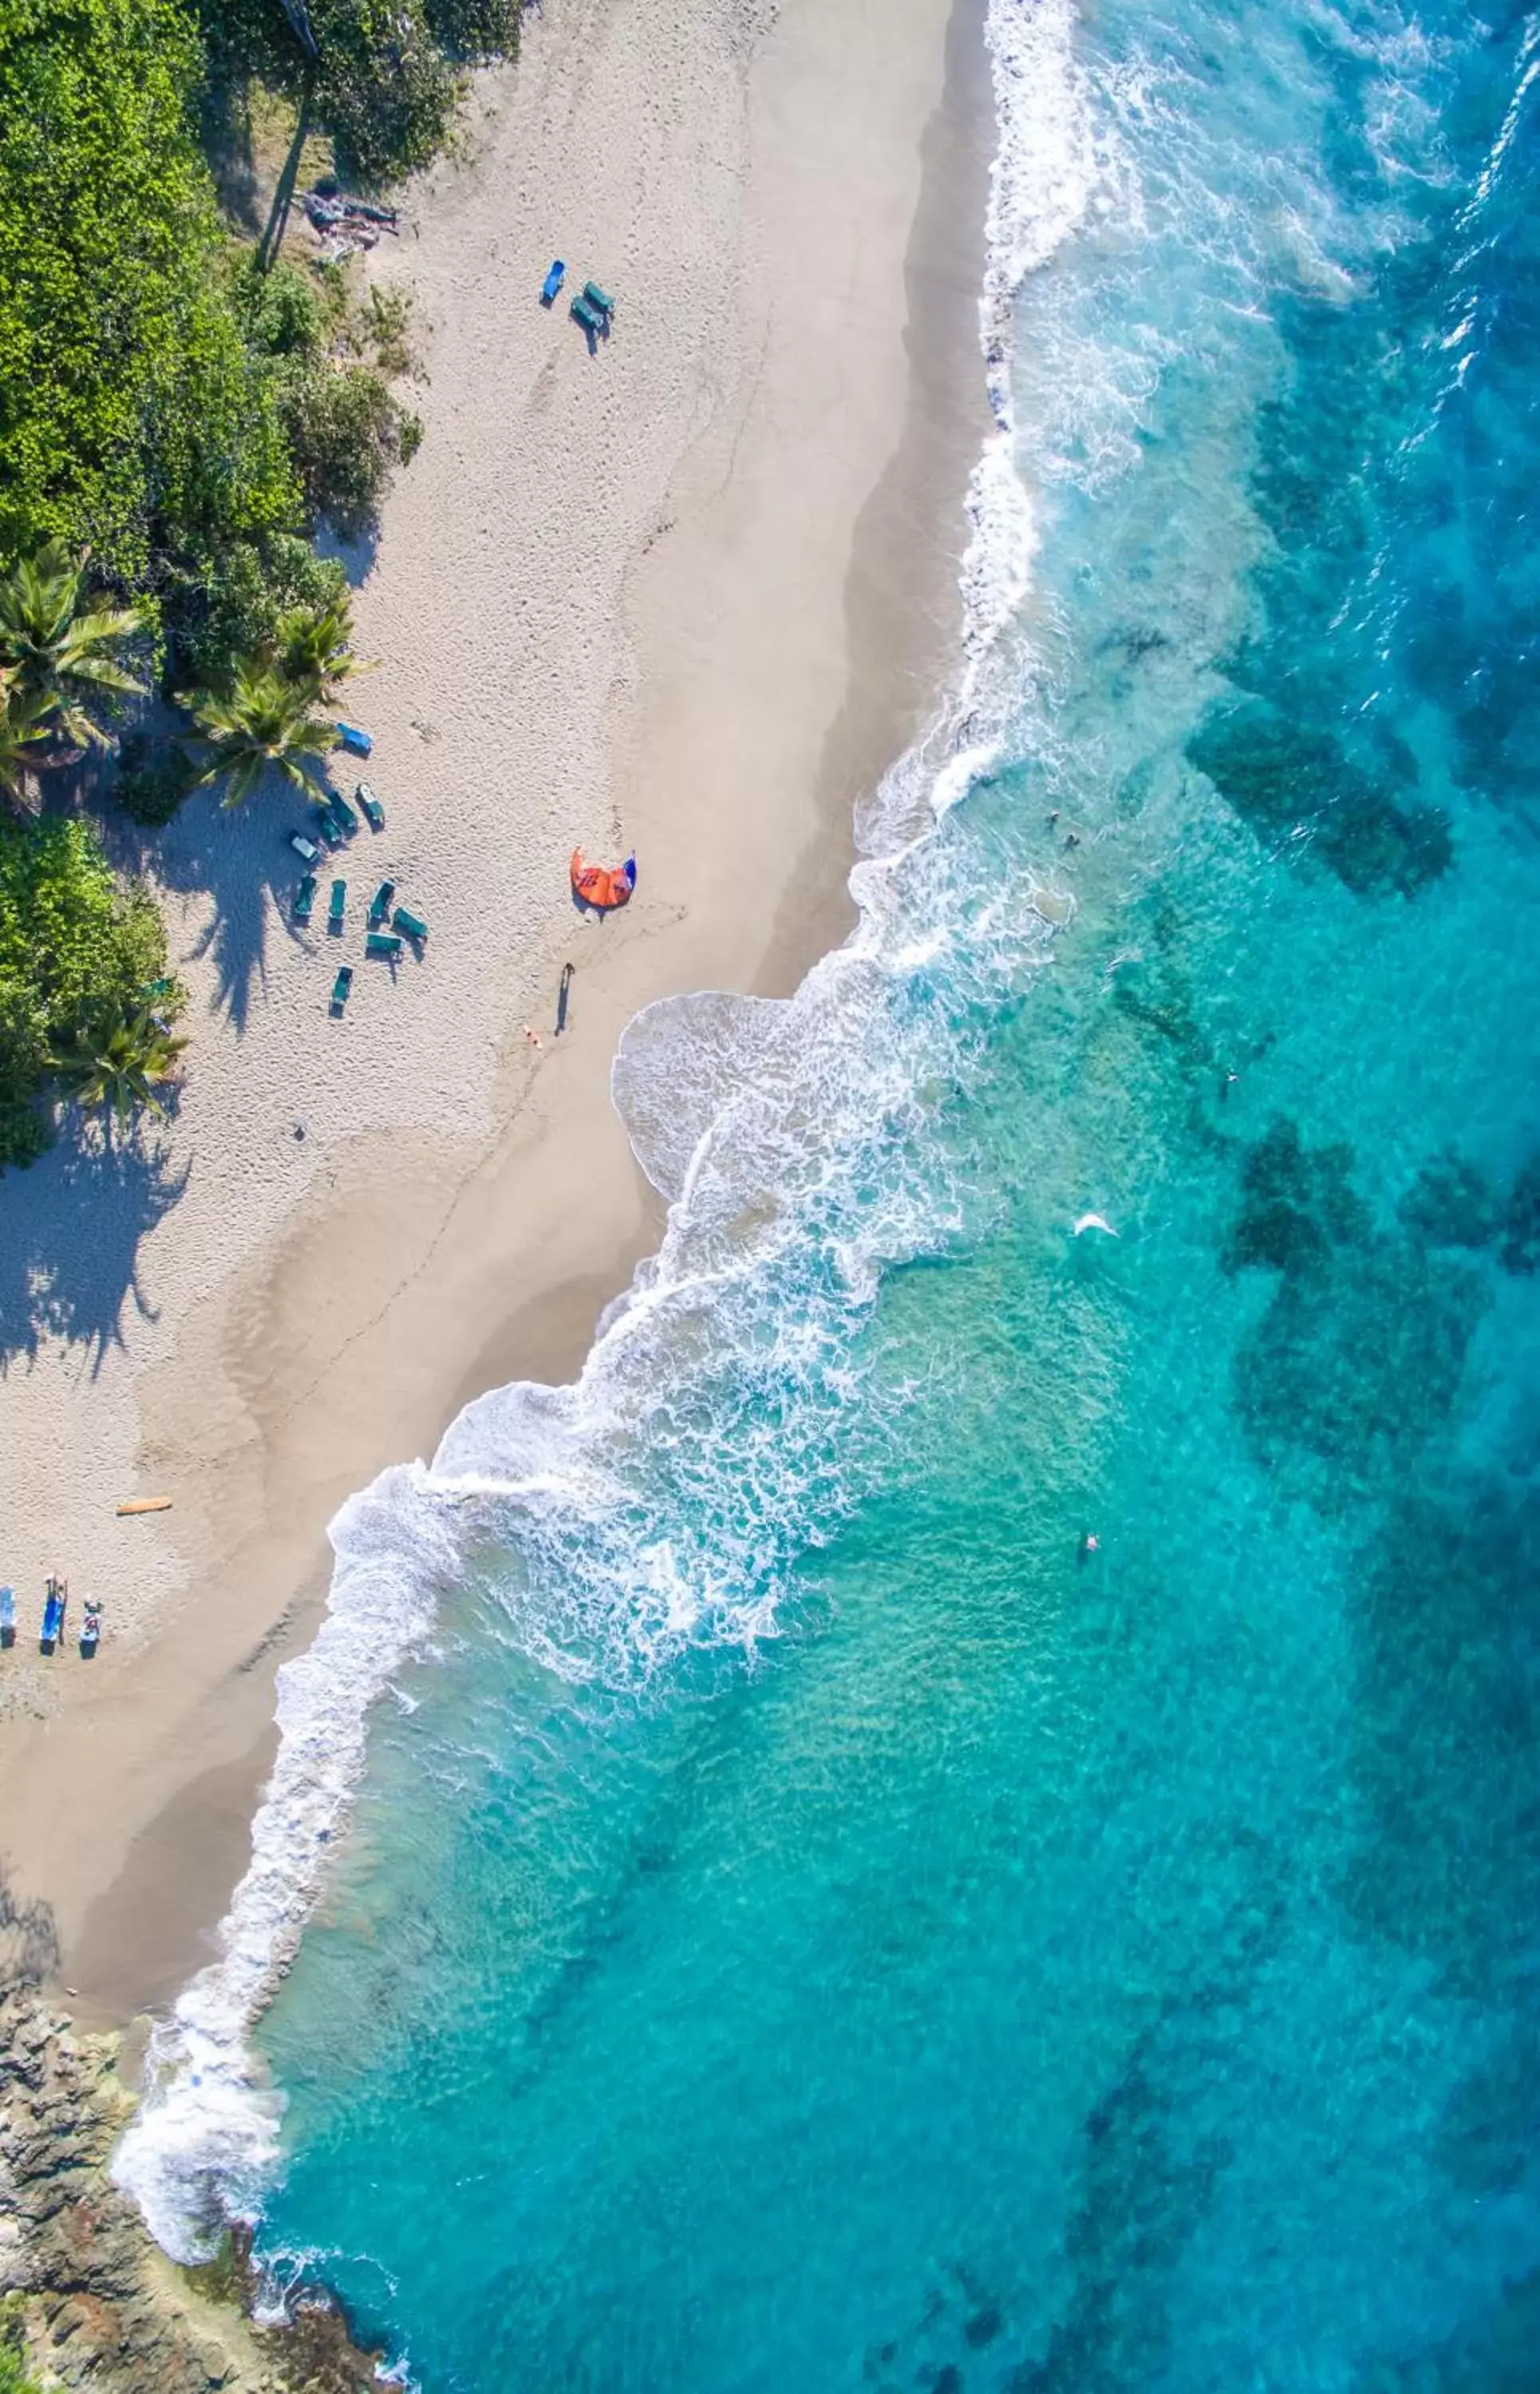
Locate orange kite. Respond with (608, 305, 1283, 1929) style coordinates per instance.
(570, 848, 637, 912)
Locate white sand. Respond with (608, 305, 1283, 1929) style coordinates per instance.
(0, 0, 990, 2020)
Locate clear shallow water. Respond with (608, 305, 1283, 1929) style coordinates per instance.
(121, 1, 1540, 2384)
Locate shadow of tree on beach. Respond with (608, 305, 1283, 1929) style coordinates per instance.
(104, 769, 353, 1033)
(0, 1863, 60, 1989)
(0, 1128, 189, 1378)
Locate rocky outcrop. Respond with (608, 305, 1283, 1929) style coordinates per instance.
(0, 1985, 379, 2394)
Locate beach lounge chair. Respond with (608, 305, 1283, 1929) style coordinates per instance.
(582, 280, 614, 318)
(329, 878, 346, 929)
(330, 965, 353, 1013)
(294, 874, 317, 924)
(81, 1600, 102, 1658)
(542, 259, 566, 305)
(366, 931, 403, 960)
(0, 1587, 13, 1649)
(288, 832, 322, 864)
(356, 782, 385, 832)
(330, 790, 361, 835)
(392, 907, 428, 942)
(368, 878, 397, 926)
(335, 721, 373, 757)
(41, 1578, 65, 1654)
(313, 803, 345, 848)
(571, 294, 603, 337)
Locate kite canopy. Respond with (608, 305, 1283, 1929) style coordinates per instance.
(570, 849, 637, 912)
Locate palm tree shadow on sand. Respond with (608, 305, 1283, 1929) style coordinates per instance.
(0, 1124, 189, 1378)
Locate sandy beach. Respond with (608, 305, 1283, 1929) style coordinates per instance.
(0, 0, 989, 2029)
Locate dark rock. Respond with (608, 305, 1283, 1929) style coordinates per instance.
(0, 1983, 379, 2392)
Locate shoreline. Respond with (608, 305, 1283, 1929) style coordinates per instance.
(0, 0, 993, 2036)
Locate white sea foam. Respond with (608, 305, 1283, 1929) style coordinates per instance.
(113, 0, 1095, 2268)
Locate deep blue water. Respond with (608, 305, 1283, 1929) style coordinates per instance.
(132, 2, 1540, 2385)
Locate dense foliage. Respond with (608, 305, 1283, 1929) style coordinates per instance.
(0, 2305, 42, 2394)
(0, 816, 173, 1167)
(0, 0, 298, 591)
(0, 0, 511, 1171)
(197, 0, 523, 184)
(0, 2, 444, 693)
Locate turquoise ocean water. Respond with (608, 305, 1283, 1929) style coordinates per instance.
(118, 2, 1540, 2385)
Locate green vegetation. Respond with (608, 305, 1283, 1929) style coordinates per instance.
(0, 541, 148, 753)
(0, 0, 519, 1173)
(49, 996, 188, 1131)
(0, 674, 52, 800)
(181, 654, 340, 807)
(0, 816, 174, 1167)
(0, 2, 452, 691)
(198, 0, 523, 185)
(0, 2297, 43, 2394)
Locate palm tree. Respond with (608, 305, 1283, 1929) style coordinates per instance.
(48, 1001, 188, 1133)
(180, 658, 340, 807)
(0, 540, 148, 750)
(275, 595, 374, 703)
(0, 667, 53, 798)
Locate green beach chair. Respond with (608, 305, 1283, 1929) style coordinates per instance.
(294, 873, 317, 924)
(369, 878, 397, 926)
(392, 907, 428, 942)
(330, 790, 361, 836)
(571, 294, 603, 337)
(330, 965, 353, 1012)
(366, 931, 403, 960)
(313, 802, 344, 848)
(329, 878, 346, 930)
(582, 280, 614, 318)
(356, 782, 385, 832)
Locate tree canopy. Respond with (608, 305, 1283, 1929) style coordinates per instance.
(0, 814, 174, 1167)
(0, 0, 299, 591)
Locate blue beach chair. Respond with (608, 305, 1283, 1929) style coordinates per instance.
(542, 259, 566, 306)
(334, 721, 373, 758)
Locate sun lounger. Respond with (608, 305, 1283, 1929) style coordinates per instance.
(368, 878, 397, 926)
(41, 1578, 65, 1653)
(334, 721, 373, 757)
(582, 280, 614, 318)
(571, 294, 603, 337)
(366, 931, 403, 960)
(329, 879, 346, 929)
(81, 1602, 102, 1657)
(392, 907, 428, 942)
(542, 259, 566, 304)
(330, 965, 353, 1012)
(288, 832, 322, 864)
(294, 873, 317, 923)
(0, 1587, 13, 1650)
(330, 790, 361, 835)
(356, 782, 385, 832)
(313, 803, 345, 847)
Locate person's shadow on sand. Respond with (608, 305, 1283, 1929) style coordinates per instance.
(0, 1128, 188, 1378)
